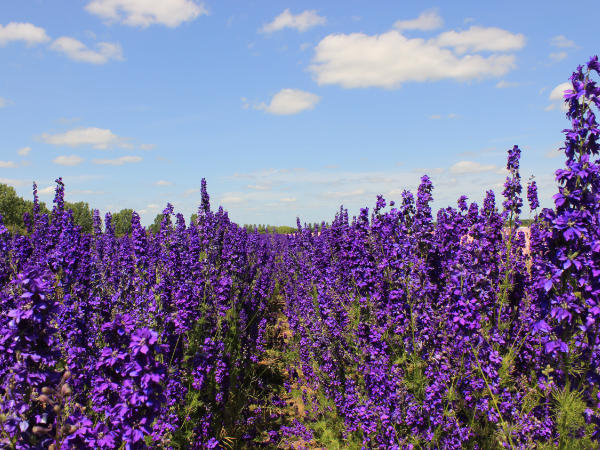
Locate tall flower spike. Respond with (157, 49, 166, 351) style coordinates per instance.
(527, 179, 539, 211)
(53, 177, 65, 212)
(200, 178, 211, 215)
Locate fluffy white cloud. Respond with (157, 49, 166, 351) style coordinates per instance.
(85, 0, 207, 27)
(550, 35, 576, 48)
(449, 161, 498, 174)
(310, 29, 519, 88)
(0, 22, 50, 46)
(51, 37, 123, 64)
(549, 82, 572, 100)
(53, 155, 84, 166)
(433, 26, 525, 54)
(93, 155, 142, 165)
(42, 127, 122, 149)
(17, 146, 31, 156)
(0, 161, 17, 168)
(279, 197, 296, 203)
(257, 89, 320, 115)
(261, 9, 326, 33)
(38, 186, 55, 195)
(547, 81, 571, 111)
(155, 180, 171, 186)
(394, 9, 443, 32)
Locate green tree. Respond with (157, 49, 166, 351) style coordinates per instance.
(65, 201, 93, 233)
(148, 213, 164, 234)
(0, 184, 28, 230)
(112, 208, 134, 236)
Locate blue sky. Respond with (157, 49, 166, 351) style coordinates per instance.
(0, 1, 597, 226)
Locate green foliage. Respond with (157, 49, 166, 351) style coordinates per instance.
(0, 183, 50, 233)
(0, 183, 96, 234)
(112, 208, 134, 236)
(148, 213, 164, 234)
(65, 201, 93, 233)
(243, 224, 297, 234)
(553, 387, 593, 449)
(0, 184, 30, 230)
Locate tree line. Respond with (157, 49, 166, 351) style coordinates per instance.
(0, 184, 299, 236)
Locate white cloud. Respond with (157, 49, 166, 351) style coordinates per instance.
(155, 180, 171, 186)
(430, 114, 441, 119)
(41, 127, 123, 149)
(139, 143, 155, 150)
(0, 97, 6, 108)
(51, 37, 123, 64)
(394, 9, 443, 32)
(496, 80, 520, 88)
(310, 28, 521, 89)
(549, 82, 572, 100)
(550, 35, 576, 48)
(0, 22, 50, 46)
(449, 161, 498, 174)
(550, 51, 567, 62)
(547, 81, 571, 111)
(0, 178, 29, 187)
(0, 161, 17, 168)
(93, 155, 142, 165)
(85, 0, 207, 27)
(433, 26, 525, 54)
(279, 197, 296, 203)
(17, 146, 32, 156)
(256, 89, 320, 115)
(38, 186, 55, 195)
(53, 155, 84, 166)
(261, 9, 326, 33)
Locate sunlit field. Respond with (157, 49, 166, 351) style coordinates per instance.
(1, 57, 599, 449)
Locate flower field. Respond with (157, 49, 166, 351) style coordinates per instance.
(1, 57, 599, 449)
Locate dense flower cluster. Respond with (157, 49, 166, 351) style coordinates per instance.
(281, 56, 600, 448)
(0, 56, 599, 448)
(0, 179, 281, 448)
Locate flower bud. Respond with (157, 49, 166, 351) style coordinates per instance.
(53, 405, 61, 414)
(41, 386, 55, 395)
(32, 425, 52, 435)
(36, 394, 52, 404)
(61, 384, 72, 397)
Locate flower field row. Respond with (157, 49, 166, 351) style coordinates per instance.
(0, 57, 599, 449)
